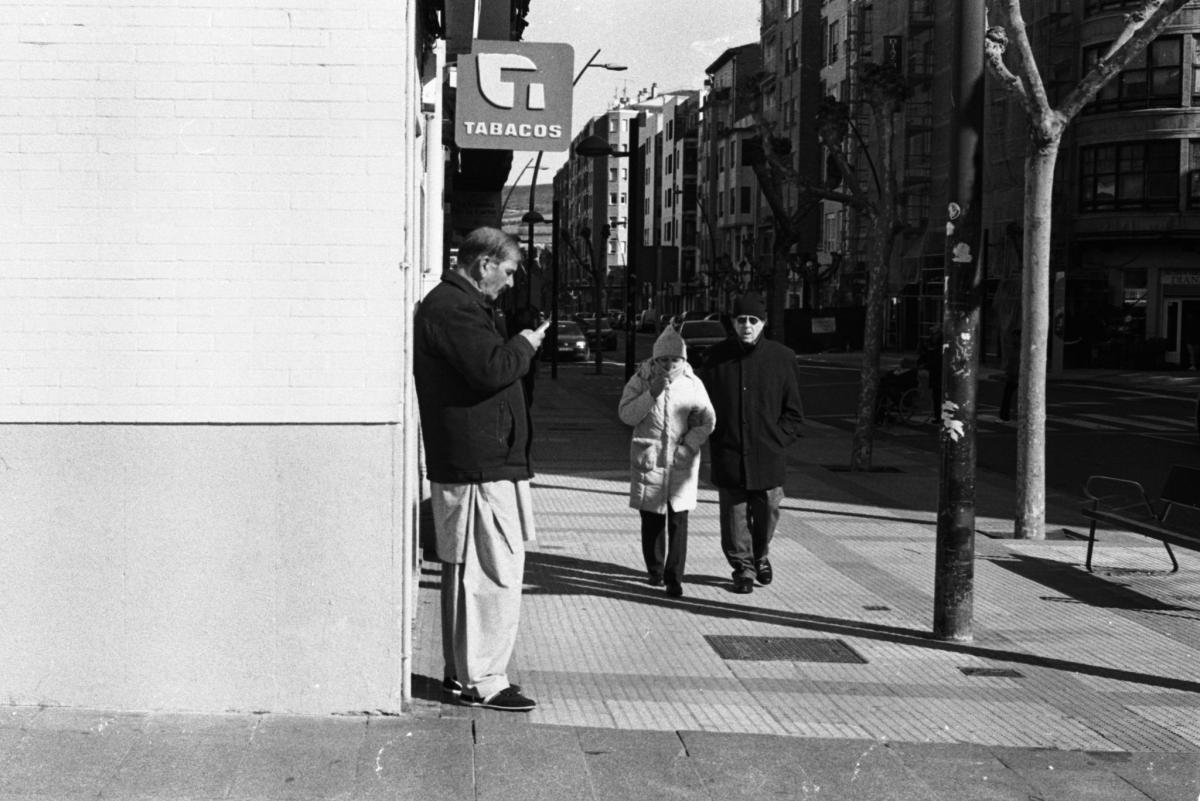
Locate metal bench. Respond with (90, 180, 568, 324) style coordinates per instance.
(1081, 464, 1200, 574)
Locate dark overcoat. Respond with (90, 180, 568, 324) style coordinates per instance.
(413, 271, 536, 484)
(700, 335, 805, 490)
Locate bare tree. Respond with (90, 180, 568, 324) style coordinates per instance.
(983, 0, 1191, 538)
(747, 62, 909, 470)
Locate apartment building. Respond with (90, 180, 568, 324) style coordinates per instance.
(554, 106, 636, 314)
(701, 44, 763, 310)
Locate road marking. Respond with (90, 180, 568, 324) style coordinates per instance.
(1077, 413, 1179, 431)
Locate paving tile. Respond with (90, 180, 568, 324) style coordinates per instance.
(225, 719, 362, 800)
(97, 733, 245, 800)
(473, 721, 592, 801)
(354, 718, 474, 801)
(0, 728, 139, 797)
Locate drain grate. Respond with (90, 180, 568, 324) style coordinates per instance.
(959, 667, 1024, 678)
(705, 635, 867, 663)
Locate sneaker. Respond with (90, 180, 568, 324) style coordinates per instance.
(665, 582, 683, 598)
(458, 685, 536, 711)
(732, 576, 754, 594)
(755, 558, 773, 586)
(442, 676, 463, 697)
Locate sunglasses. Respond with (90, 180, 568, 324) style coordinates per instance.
(735, 315, 762, 326)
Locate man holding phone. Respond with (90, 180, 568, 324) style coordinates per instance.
(413, 227, 548, 711)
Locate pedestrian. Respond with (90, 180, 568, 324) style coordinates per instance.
(617, 326, 716, 598)
(413, 227, 549, 712)
(999, 326, 1021, 421)
(699, 292, 806, 595)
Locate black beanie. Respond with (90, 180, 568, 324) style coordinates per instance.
(733, 292, 766, 318)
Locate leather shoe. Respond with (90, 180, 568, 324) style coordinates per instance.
(732, 577, 754, 594)
(755, 558, 773, 586)
(665, 582, 683, 597)
(647, 572, 664, 587)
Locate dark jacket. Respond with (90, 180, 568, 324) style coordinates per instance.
(413, 271, 536, 484)
(700, 335, 805, 490)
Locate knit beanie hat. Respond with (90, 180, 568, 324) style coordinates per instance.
(652, 326, 687, 359)
(733, 292, 767, 319)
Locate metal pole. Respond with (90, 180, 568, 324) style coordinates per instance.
(625, 117, 642, 381)
(934, 0, 985, 642)
(551, 198, 560, 379)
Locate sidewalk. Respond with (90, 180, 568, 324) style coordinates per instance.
(3, 356, 1198, 800)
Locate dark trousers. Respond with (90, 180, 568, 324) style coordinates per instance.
(999, 377, 1018, 420)
(640, 507, 688, 586)
(718, 486, 783, 581)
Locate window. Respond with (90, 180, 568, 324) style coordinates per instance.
(609, 167, 618, 182)
(718, 145, 725, 172)
(666, 120, 674, 140)
(1085, 0, 1141, 11)
(740, 186, 752, 214)
(666, 153, 674, 174)
(1079, 140, 1180, 211)
(717, 192, 724, 216)
(1084, 36, 1181, 112)
(827, 20, 840, 65)
(729, 188, 736, 214)
(1193, 36, 1200, 103)
(610, 192, 618, 204)
(729, 140, 737, 167)
(620, 192, 627, 204)
(1189, 140, 1200, 208)
(665, 188, 673, 208)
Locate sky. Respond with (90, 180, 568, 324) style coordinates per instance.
(508, 0, 761, 187)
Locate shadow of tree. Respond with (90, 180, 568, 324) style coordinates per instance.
(524, 550, 1200, 695)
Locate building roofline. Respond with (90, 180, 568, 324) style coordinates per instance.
(705, 42, 760, 76)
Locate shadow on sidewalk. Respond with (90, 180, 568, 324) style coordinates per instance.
(524, 550, 1200, 695)
(988, 550, 1200, 616)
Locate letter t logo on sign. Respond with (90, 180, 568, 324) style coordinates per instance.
(456, 41, 573, 152)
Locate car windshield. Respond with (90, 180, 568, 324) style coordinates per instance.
(680, 321, 726, 338)
(556, 321, 583, 335)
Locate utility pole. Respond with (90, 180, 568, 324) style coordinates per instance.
(934, 0, 985, 642)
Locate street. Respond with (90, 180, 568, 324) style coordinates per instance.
(795, 360, 1200, 499)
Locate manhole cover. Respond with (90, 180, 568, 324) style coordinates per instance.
(959, 667, 1024, 678)
(704, 635, 867, 663)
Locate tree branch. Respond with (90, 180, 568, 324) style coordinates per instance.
(983, 24, 1035, 116)
(1058, 0, 1191, 120)
(998, 0, 1054, 118)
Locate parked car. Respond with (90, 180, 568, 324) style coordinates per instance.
(544, 320, 590, 362)
(580, 316, 617, 350)
(606, 309, 626, 327)
(677, 320, 728, 367)
(637, 310, 658, 333)
(659, 313, 679, 332)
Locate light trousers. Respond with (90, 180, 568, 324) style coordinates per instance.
(432, 480, 532, 701)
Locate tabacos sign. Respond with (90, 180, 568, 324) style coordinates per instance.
(456, 41, 574, 151)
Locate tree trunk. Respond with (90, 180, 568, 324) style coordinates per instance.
(849, 103, 898, 471)
(850, 212, 890, 470)
(1014, 136, 1059, 538)
(770, 246, 789, 342)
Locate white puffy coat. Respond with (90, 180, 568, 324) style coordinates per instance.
(617, 359, 716, 513)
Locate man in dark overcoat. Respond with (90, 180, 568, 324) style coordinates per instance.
(414, 227, 548, 711)
(699, 293, 806, 594)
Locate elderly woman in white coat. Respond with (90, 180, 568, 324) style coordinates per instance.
(618, 326, 716, 597)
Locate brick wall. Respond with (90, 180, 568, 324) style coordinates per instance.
(0, 2, 413, 422)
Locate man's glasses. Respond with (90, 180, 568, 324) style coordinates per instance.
(735, 316, 762, 326)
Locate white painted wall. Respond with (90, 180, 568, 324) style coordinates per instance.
(0, 1, 429, 713)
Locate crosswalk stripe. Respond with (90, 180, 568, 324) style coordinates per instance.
(1078, 413, 1178, 431)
